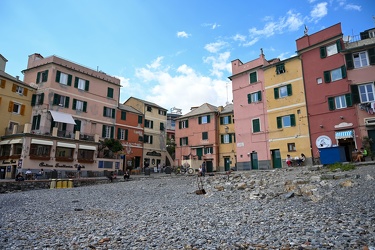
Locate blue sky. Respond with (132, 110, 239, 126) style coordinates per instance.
(1, 0, 374, 114)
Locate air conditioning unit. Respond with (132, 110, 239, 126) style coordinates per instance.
(364, 118, 375, 125)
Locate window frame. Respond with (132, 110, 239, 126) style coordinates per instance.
(252, 118, 261, 133)
(358, 83, 375, 103)
(287, 143, 296, 152)
(276, 64, 285, 74)
(353, 51, 369, 68)
(249, 71, 257, 83)
(202, 132, 208, 140)
(248, 91, 262, 103)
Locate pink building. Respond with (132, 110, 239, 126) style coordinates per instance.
(296, 23, 359, 161)
(229, 50, 271, 170)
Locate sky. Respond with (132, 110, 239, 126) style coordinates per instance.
(1, 0, 374, 115)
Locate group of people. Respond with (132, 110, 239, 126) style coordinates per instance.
(286, 153, 306, 167)
(15, 168, 44, 181)
(355, 147, 368, 162)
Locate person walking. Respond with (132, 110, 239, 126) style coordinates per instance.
(201, 162, 206, 177)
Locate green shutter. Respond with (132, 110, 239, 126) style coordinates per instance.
(112, 109, 115, 118)
(220, 117, 223, 124)
(287, 84, 292, 96)
(53, 94, 59, 105)
(350, 85, 360, 104)
(74, 120, 81, 132)
(228, 115, 232, 124)
(40, 93, 44, 104)
(138, 115, 143, 124)
(36, 72, 40, 83)
(103, 107, 106, 116)
(108, 88, 114, 98)
(345, 93, 352, 107)
(102, 125, 106, 137)
(125, 129, 128, 140)
(180, 138, 182, 146)
(221, 135, 224, 143)
(150, 135, 153, 144)
(277, 117, 282, 129)
(345, 53, 354, 70)
(74, 77, 79, 88)
(179, 121, 182, 129)
(328, 97, 335, 110)
(258, 91, 262, 101)
(336, 39, 342, 52)
(253, 119, 260, 132)
(110, 127, 114, 139)
(121, 111, 126, 120)
(151, 120, 154, 129)
(274, 88, 279, 99)
(186, 120, 188, 128)
(250, 72, 257, 83)
(229, 134, 232, 143)
(55, 71, 61, 82)
(198, 117, 202, 124)
(186, 137, 188, 145)
(341, 65, 347, 79)
(324, 71, 331, 83)
(85, 80, 89, 91)
(117, 128, 121, 139)
(83, 101, 87, 112)
(320, 46, 327, 58)
(247, 93, 252, 104)
(290, 114, 296, 127)
(72, 99, 77, 110)
(31, 94, 36, 106)
(43, 70, 48, 81)
(67, 74, 72, 86)
(207, 115, 210, 123)
(65, 96, 70, 108)
(368, 48, 375, 65)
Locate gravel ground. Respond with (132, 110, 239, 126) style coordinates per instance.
(0, 165, 374, 250)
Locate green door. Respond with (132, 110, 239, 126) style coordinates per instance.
(272, 149, 282, 168)
(224, 157, 230, 171)
(250, 152, 258, 170)
(206, 161, 213, 172)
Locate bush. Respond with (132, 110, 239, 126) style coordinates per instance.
(327, 162, 355, 172)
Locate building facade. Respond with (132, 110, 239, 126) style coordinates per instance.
(217, 104, 236, 172)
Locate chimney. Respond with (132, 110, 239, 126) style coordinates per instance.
(0, 54, 8, 71)
(16, 76, 19, 80)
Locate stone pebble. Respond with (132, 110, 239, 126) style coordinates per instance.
(0, 165, 374, 249)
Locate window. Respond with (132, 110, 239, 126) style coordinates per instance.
(145, 119, 154, 129)
(179, 120, 189, 129)
(73, 99, 87, 112)
(252, 118, 260, 133)
(274, 84, 292, 99)
(317, 78, 323, 84)
(11, 84, 28, 96)
(107, 87, 114, 98)
(144, 134, 153, 144)
(78, 149, 94, 161)
(204, 147, 213, 154)
(8, 101, 25, 115)
(328, 94, 352, 110)
(102, 125, 114, 138)
(138, 115, 143, 124)
(358, 83, 375, 103)
(276, 64, 285, 74)
(13, 144, 22, 155)
(0, 145, 11, 157)
(36, 70, 48, 83)
(353, 51, 369, 68)
(180, 137, 188, 146)
(146, 106, 152, 112)
(103, 107, 115, 118)
(55, 71, 72, 86)
(198, 115, 210, 124)
(159, 109, 166, 116)
(117, 128, 128, 140)
(249, 72, 257, 83)
(32, 115, 41, 130)
(53, 94, 70, 108)
(31, 93, 44, 106)
(221, 134, 232, 144)
(287, 143, 296, 152)
(29, 144, 51, 157)
(247, 91, 262, 103)
(121, 111, 126, 120)
(56, 147, 74, 160)
(160, 122, 165, 131)
(74, 77, 89, 91)
(277, 114, 296, 129)
(320, 40, 341, 58)
(220, 116, 232, 125)
(16, 86, 24, 94)
(324, 66, 347, 83)
(9, 121, 18, 131)
(202, 132, 208, 140)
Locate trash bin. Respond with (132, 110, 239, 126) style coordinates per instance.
(50, 179, 56, 189)
(68, 179, 73, 188)
(56, 179, 62, 189)
(165, 167, 172, 174)
(144, 167, 150, 175)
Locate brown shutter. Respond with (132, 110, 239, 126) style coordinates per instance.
(0, 79, 5, 88)
(20, 105, 25, 115)
(23, 88, 28, 96)
(8, 101, 14, 112)
(12, 84, 17, 92)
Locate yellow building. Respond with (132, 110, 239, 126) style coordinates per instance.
(124, 97, 168, 168)
(263, 56, 311, 168)
(218, 104, 236, 172)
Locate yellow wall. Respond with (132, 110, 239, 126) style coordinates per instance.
(264, 57, 311, 163)
(0, 76, 35, 136)
(218, 113, 236, 171)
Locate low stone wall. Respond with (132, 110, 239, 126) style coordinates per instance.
(0, 177, 120, 194)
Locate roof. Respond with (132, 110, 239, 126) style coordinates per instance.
(125, 96, 167, 111)
(178, 103, 218, 119)
(0, 70, 37, 90)
(118, 104, 143, 114)
(220, 103, 234, 114)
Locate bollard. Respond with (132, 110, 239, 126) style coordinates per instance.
(68, 179, 73, 188)
(56, 179, 62, 189)
(62, 180, 68, 188)
(50, 179, 56, 189)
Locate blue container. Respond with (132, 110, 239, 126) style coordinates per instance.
(319, 146, 346, 165)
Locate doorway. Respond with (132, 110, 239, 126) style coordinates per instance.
(206, 161, 213, 172)
(224, 157, 230, 171)
(271, 149, 282, 168)
(338, 138, 355, 161)
(250, 152, 258, 170)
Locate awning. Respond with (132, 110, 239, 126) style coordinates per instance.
(335, 130, 354, 139)
(9, 138, 23, 144)
(0, 140, 10, 145)
(31, 139, 53, 145)
(79, 145, 96, 150)
(50, 110, 76, 125)
(57, 142, 76, 148)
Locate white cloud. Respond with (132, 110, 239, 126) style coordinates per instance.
(202, 23, 221, 29)
(233, 34, 246, 42)
(344, 4, 361, 11)
(203, 51, 231, 78)
(130, 58, 232, 114)
(147, 56, 163, 69)
(310, 2, 328, 22)
(243, 37, 259, 47)
(211, 23, 220, 29)
(177, 31, 190, 38)
(204, 41, 228, 53)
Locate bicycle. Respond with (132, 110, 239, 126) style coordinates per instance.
(172, 165, 194, 175)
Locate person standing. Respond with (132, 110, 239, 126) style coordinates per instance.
(201, 162, 206, 177)
(77, 164, 82, 178)
(198, 165, 202, 176)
